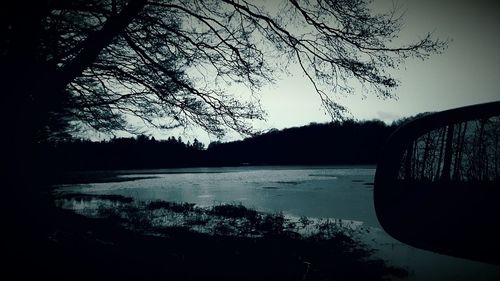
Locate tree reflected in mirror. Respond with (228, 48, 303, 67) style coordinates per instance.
(374, 102, 500, 265)
(398, 116, 500, 183)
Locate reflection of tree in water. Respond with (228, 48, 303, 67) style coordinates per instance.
(398, 116, 500, 182)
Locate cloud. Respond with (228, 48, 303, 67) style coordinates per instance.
(376, 111, 400, 122)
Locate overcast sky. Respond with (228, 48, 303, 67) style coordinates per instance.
(125, 0, 500, 144)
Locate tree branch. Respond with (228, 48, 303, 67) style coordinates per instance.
(52, 0, 147, 93)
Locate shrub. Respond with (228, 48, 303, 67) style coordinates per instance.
(210, 204, 259, 222)
(146, 201, 195, 213)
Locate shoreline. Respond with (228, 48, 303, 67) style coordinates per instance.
(40, 193, 408, 281)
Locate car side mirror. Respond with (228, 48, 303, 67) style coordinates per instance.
(374, 101, 500, 264)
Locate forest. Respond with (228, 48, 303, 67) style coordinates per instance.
(36, 119, 404, 172)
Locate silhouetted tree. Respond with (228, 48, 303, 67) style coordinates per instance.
(1, 0, 448, 195)
(192, 138, 204, 151)
(2, 0, 446, 142)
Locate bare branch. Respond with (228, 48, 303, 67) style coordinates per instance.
(9, 0, 446, 139)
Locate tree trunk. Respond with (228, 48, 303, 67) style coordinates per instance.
(453, 122, 467, 181)
(441, 124, 455, 181)
(435, 127, 446, 181)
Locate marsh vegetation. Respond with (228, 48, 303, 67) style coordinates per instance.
(51, 192, 407, 281)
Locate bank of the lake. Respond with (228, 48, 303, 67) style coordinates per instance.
(54, 165, 500, 281)
(7, 167, 407, 281)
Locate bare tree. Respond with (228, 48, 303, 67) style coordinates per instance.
(1, 0, 446, 142)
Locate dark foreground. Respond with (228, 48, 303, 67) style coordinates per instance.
(5, 190, 407, 281)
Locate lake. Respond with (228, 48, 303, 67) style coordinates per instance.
(55, 165, 500, 281)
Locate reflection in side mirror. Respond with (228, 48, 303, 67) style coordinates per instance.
(374, 101, 500, 264)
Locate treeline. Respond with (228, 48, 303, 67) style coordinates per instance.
(206, 120, 397, 166)
(36, 135, 205, 170)
(37, 119, 403, 171)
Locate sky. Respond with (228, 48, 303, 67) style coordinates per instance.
(120, 0, 500, 145)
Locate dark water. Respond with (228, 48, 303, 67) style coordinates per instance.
(56, 165, 500, 281)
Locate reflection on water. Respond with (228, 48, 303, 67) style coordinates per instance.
(55, 165, 500, 281)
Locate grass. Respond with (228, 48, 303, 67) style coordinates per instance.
(45, 193, 409, 281)
(146, 200, 196, 213)
(209, 203, 259, 220)
(57, 192, 134, 203)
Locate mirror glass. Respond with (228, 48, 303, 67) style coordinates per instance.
(398, 116, 500, 183)
(374, 106, 500, 264)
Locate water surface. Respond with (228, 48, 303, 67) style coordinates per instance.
(56, 165, 500, 281)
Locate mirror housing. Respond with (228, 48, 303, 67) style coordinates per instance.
(374, 101, 500, 264)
